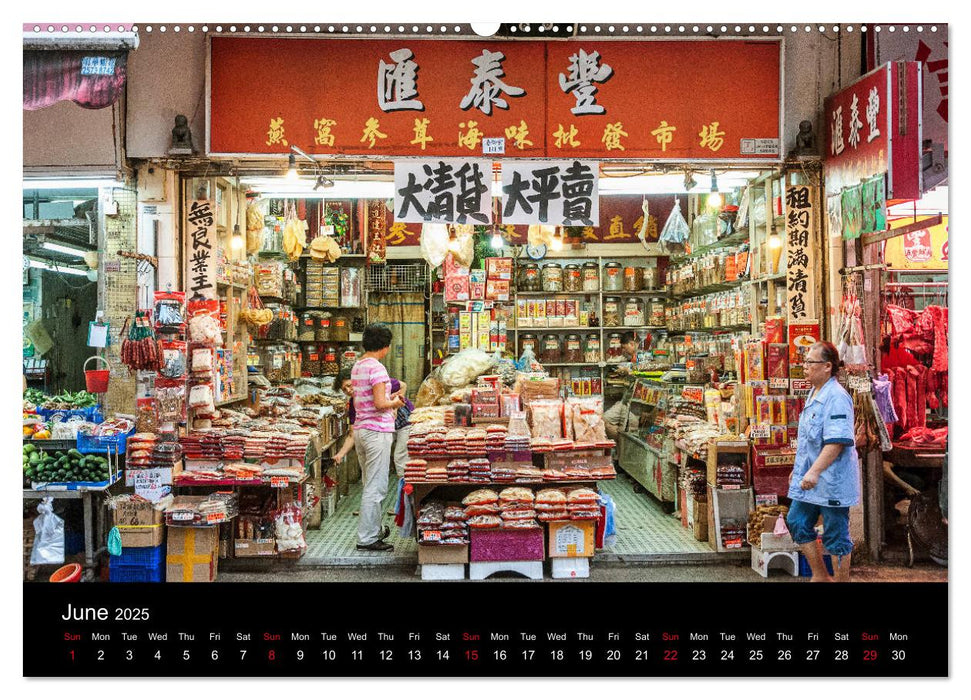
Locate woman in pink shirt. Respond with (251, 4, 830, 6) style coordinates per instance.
(351, 324, 405, 551)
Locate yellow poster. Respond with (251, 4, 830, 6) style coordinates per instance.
(884, 215, 949, 270)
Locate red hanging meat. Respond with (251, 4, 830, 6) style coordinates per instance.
(891, 367, 909, 433)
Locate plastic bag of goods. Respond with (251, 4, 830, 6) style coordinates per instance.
(30, 497, 65, 565)
(415, 373, 446, 408)
(567, 396, 607, 443)
(438, 348, 496, 389)
(529, 398, 564, 440)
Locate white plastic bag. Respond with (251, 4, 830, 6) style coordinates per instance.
(31, 497, 65, 566)
(420, 223, 449, 268)
(660, 197, 690, 247)
(438, 348, 496, 388)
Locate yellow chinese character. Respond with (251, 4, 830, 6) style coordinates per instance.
(386, 222, 408, 246)
(604, 215, 626, 240)
(410, 118, 433, 150)
(582, 226, 598, 241)
(698, 121, 725, 152)
(502, 224, 517, 239)
(360, 117, 388, 149)
(601, 122, 628, 151)
(458, 121, 483, 151)
(504, 120, 533, 150)
(650, 120, 677, 152)
(552, 123, 581, 149)
(266, 117, 288, 147)
(313, 118, 336, 147)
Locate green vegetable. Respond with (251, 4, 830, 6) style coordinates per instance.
(23, 444, 37, 455)
(67, 449, 82, 459)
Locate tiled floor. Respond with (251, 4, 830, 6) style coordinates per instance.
(299, 474, 731, 566)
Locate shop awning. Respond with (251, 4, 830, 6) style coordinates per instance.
(23, 48, 130, 111)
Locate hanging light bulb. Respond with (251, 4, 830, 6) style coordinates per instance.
(231, 224, 245, 250)
(708, 169, 722, 209)
(447, 226, 462, 253)
(490, 229, 504, 249)
(285, 153, 298, 182)
(550, 228, 564, 251)
(767, 232, 783, 249)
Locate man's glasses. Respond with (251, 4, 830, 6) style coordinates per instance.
(803, 359, 830, 364)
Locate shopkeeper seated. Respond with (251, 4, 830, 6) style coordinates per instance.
(603, 333, 641, 440)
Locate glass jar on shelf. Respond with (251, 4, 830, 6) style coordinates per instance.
(519, 263, 541, 292)
(582, 262, 600, 291)
(519, 333, 539, 357)
(603, 297, 622, 327)
(583, 333, 601, 363)
(540, 334, 562, 364)
(316, 312, 332, 341)
(624, 265, 644, 292)
(606, 333, 625, 362)
(542, 263, 563, 292)
(623, 297, 645, 327)
(564, 264, 583, 292)
(603, 262, 624, 291)
(563, 333, 583, 363)
(649, 298, 667, 327)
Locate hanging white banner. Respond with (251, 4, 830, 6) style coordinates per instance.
(393, 159, 492, 224)
(500, 160, 600, 226)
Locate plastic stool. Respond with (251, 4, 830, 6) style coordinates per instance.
(751, 545, 800, 578)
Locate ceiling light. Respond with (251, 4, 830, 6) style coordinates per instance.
(42, 241, 89, 257)
(285, 153, 298, 182)
(767, 232, 783, 249)
(22, 178, 122, 190)
(28, 259, 88, 276)
(231, 224, 245, 250)
(708, 170, 723, 208)
(550, 228, 564, 251)
(490, 229, 504, 249)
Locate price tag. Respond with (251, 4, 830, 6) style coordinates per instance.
(482, 137, 506, 155)
(769, 377, 790, 389)
(848, 374, 872, 392)
(206, 512, 224, 523)
(270, 476, 290, 488)
(749, 423, 771, 439)
(172, 512, 194, 521)
(755, 494, 779, 507)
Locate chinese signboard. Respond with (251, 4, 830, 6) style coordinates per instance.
(184, 200, 217, 299)
(500, 161, 600, 226)
(785, 185, 816, 322)
(884, 215, 949, 270)
(823, 62, 922, 200)
(209, 37, 781, 159)
(393, 159, 492, 224)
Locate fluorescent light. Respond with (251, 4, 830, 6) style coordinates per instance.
(598, 171, 763, 196)
(23, 178, 122, 190)
(28, 260, 88, 276)
(42, 241, 89, 258)
(242, 177, 395, 199)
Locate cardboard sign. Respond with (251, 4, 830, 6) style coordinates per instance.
(785, 185, 817, 321)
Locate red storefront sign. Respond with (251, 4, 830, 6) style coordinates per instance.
(823, 62, 922, 199)
(209, 37, 781, 160)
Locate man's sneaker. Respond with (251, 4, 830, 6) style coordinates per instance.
(356, 540, 393, 551)
(380, 525, 391, 540)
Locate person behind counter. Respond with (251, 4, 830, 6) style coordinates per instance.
(785, 341, 860, 582)
(348, 323, 405, 552)
(603, 333, 642, 440)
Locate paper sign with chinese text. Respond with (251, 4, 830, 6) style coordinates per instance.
(183, 199, 217, 300)
(393, 159, 492, 224)
(500, 160, 600, 226)
(785, 185, 816, 322)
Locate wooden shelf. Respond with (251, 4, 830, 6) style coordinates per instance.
(670, 230, 750, 262)
(671, 279, 749, 299)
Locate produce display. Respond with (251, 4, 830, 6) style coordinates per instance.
(23, 444, 111, 485)
(27, 390, 99, 412)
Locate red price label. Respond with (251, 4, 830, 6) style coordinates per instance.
(270, 477, 289, 488)
(206, 513, 223, 523)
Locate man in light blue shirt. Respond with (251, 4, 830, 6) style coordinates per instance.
(786, 342, 860, 582)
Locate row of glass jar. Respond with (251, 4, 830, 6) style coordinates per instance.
(255, 342, 302, 383)
(300, 342, 348, 376)
(663, 290, 752, 331)
(602, 297, 667, 328)
(254, 304, 298, 340)
(667, 246, 750, 295)
(519, 332, 633, 364)
(297, 311, 354, 342)
(518, 262, 660, 293)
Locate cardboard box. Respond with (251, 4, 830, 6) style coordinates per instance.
(692, 498, 709, 541)
(118, 525, 165, 548)
(752, 514, 797, 551)
(706, 441, 751, 486)
(418, 544, 469, 565)
(766, 343, 789, 379)
(485, 279, 510, 301)
(113, 498, 163, 527)
(234, 538, 277, 557)
(486, 257, 513, 280)
(166, 526, 219, 582)
(444, 274, 470, 302)
(548, 520, 596, 558)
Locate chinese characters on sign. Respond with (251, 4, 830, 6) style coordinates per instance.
(501, 161, 600, 226)
(460, 49, 525, 116)
(185, 200, 216, 300)
(393, 160, 492, 224)
(785, 185, 816, 322)
(558, 49, 613, 115)
(378, 48, 424, 112)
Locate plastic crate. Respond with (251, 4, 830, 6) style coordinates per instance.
(110, 544, 164, 569)
(37, 407, 103, 423)
(109, 563, 164, 583)
(77, 429, 132, 455)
